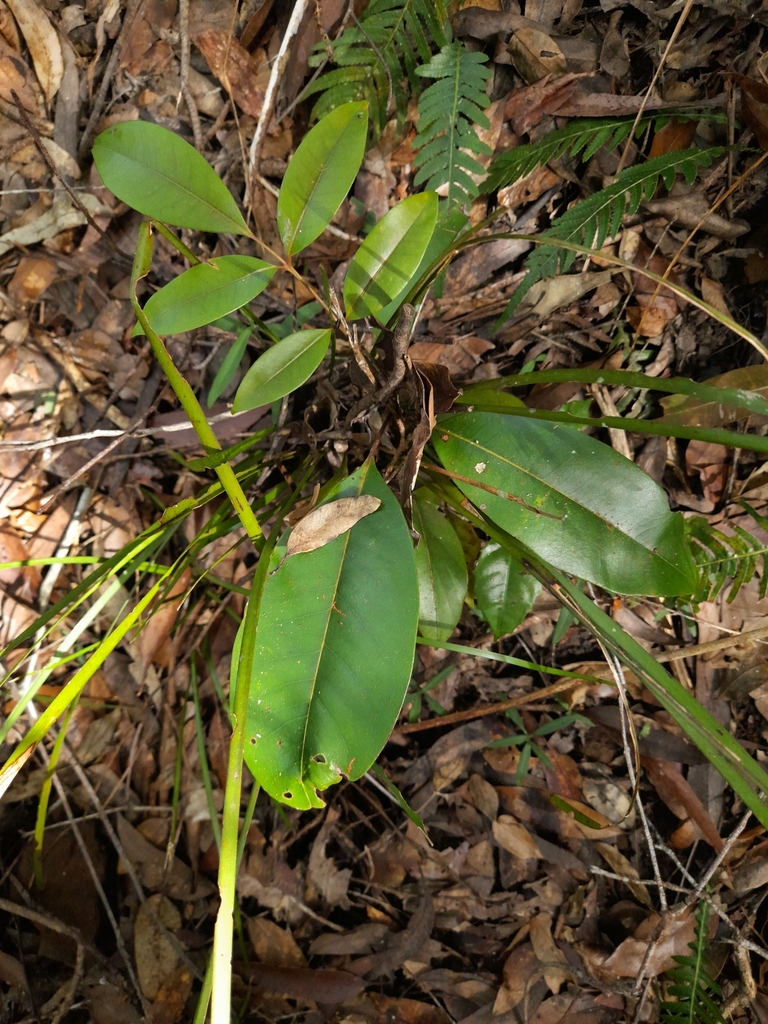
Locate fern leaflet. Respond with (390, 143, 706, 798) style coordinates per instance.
(686, 511, 768, 604)
(498, 146, 724, 326)
(412, 42, 492, 208)
(484, 111, 725, 193)
(660, 901, 725, 1024)
(303, 0, 449, 136)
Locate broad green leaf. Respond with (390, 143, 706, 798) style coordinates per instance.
(133, 257, 275, 337)
(244, 460, 419, 809)
(375, 204, 468, 327)
(344, 192, 438, 320)
(232, 328, 331, 413)
(474, 542, 540, 639)
(93, 121, 250, 235)
(277, 101, 368, 256)
(434, 411, 697, 596)
(208, 326, 252, 408)
(413, 493, 467, 641)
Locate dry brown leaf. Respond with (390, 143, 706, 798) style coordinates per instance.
(642, 755, 723, 851)
(685, 439, 729, 506)
(496, 942, 542, 1012)
(247, 916, 305, 967)
(508, 27, 567, 84)
(7, 254, 57, 304)
(149, 967, 193, 1024)
(134, 894, 182, 1001)
(306, 805, 352, 909)
(736, 74, 768, 151)
(0, 0, 21, 49)
(600, 11, 629, 79)
(659, 365, 768, 427)
(502, 72, 585, 135)
(285, 495, 381, 559)
(604, 905, 707, 977)
(594, 841, 653, 907)
(529, 912, 572, 994)
(649, 119, 697, 158)
(5, 0, 62, 103)
(0, 34, 38, 110)
(193, 30, 268, 118)
(492, 815, 542, 860)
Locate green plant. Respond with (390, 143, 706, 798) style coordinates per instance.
(412, 41, 492, 208)
(486, 707, 592, 785)
(496, 145, 724, 325)
(3, 90, 768, 1024)
(660, 901, 726, 1024)
(302, 0, 449, 136)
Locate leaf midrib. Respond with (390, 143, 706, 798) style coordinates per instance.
(103, 146, 245, 234)
(443, 426, 683, 577)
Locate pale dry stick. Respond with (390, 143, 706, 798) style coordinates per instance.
(657, 621, 768, 663)
(21, 805, 172, 836)
(78, 0, 143, 159)
(247, 0, 311, 182)
(590, 866, 768, 959)
(615, 0, 695, 175)
(689, 807, 752, 903)
(0, 896, 84, 1024)
(178, 0, 204, 151)
(59, 739, 204, 983)
(0, 407, 260, 452)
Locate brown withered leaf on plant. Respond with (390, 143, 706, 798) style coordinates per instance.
(285, 495, 381, 559)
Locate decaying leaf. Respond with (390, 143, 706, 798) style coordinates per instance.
(134, 894, 182, 1001)
(284, 496, 381, 559)
(5, 0, 62, 103)
(736, 74, 768, 151)
(508, 27, 567, 84)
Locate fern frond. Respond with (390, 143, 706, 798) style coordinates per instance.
(686, 513, 767, 603)
(498, 146, 724, 324)
(304, 0, 449, 136)
(412, 42, 492, 208)
(484, 111, 725, 193)
(660, 901, 725, 1024)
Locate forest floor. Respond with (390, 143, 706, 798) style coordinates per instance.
(2, 0, 768, 1022)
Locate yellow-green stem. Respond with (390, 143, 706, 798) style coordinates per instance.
(131, 222, 262, 544)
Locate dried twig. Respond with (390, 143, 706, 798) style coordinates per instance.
(178, 0, 204, 150)
(248, 0, 311, 181)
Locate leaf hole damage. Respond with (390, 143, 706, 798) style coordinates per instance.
(311, 753, 327, 764)
(249, 736, 257, 745)
(283, 791, 293, 800)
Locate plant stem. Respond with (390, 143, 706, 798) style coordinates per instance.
(210, 539, 273, 1024)
(131, 222, 262, 544)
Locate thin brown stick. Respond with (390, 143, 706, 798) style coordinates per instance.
(656, 621, 768, 663)
(399, 676, 578, 733)
(178, 0, 204, 150)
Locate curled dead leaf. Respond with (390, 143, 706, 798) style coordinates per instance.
(284, 496, 381, 559)
(5, 0, 62, 103)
